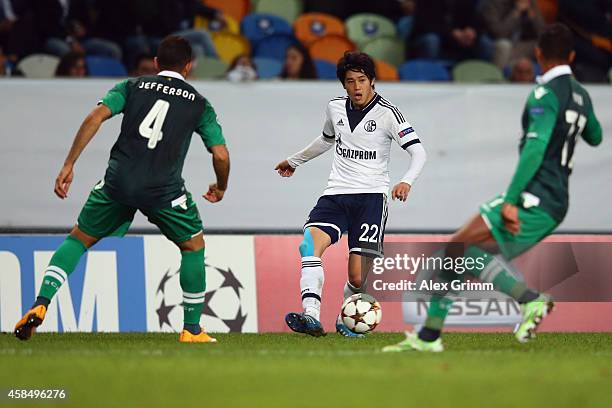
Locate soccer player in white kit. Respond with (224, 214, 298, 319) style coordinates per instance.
(275, 52, 427, 337)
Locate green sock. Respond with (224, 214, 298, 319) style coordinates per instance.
(423, 245, 531, 330)
(423, 249, 459, 330)
(180, 248, 206, 327)
(38, 235, 88, 301)
(424, 295, 454, 330)
(464, 246, 530, 300)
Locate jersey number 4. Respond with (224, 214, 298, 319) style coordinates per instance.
(139, 100, 170, 149)
(561, 110, 587, 169)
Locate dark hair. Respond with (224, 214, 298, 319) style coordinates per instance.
(537, 23, 574, 61)
(280, 43, 317, 79)
(55, 51, 86, 77)
(157, 35, 192, 71)
(336, 51, 376, 83)
(227, 54, 256, 72)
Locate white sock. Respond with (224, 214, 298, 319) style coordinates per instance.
(300, 256, 324, 320)
(343, 281, 362, 299)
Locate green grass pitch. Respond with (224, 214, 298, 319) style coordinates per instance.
(1, 332, 611, 407)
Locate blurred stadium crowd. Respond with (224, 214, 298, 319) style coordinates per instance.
(0, 0, 610, 83)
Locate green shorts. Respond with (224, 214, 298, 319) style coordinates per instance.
(479, 194, 559, 260)
(77, 184, 203, 243)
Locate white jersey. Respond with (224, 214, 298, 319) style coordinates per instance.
(321, 93, 420, 195)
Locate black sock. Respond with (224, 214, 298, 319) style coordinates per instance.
(518, 290, 539, 304)
(418, 327, 441, 342)
(33, 296, 50, 308)
(184, 324, 201, 335)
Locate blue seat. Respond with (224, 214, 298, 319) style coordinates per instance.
(396, 16, 414, 40)
(398, 60, 450, 81)
(314, 59, 337, 80)
(253, 57, 283, 79)
(86, 56, 127, 77)
(241, 13, 293, 44)
(253, 34, 298, 61)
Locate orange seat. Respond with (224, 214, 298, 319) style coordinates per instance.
(203, 0, 251, 24)
(211, 32, 251, 64)
(536, 0, 558, 23)
(374, 59, 398, 81)
(308, 35, 356, 65)
(294, 12, 346, 46)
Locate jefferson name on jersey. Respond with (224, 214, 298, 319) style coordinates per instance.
(322, 94, 420, 195)
(137, 80, 196, 101)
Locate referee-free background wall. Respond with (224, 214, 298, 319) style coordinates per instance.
(1, 80, 610, 232)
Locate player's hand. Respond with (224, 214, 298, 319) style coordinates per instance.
(502, 203, 521, 235)
(54, 163, 74, 199)
(391, 182, 411, 202)
(203, 183, 225, 203)
(275, 160, 295, 177)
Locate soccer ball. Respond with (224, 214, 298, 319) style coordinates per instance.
(340, 293, 382, 334)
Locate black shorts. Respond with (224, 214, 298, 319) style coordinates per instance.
(304, 193, 388, 258)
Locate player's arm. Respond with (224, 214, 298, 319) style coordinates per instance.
(503, 88, 559, 233)
(54, 79, 129, 199)
(196, 99, 230, 203)
(390, 120, 427, 202)
(582, 103, 603, 147)
(275, 104, 335, 177)
(276, 134, 335, 177)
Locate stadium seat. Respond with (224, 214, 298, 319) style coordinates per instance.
(211, 32, 251, 64)
(314, 59, 337, 80)
(241, 13, 293, 44)
(254, 0, 303, 24)
(308, 35, 355, 65)
(86, 56, 127, 77)
(253, 33, 298, 61)
(374, 59, 399, 81)
(293, 12, 345, 46)
(253, 57, 283, 79)
(396, 16, 414, 41)
(345, 13, 397, 48)
(453, 60, 505, 83)
(191, 56, 229, 79)
(16, 54, 59, 78)
(361, 37, 405, 68)
(194, 14, 240, 35)
(398, 60, 451, 82)
(203, 0, 251, 24)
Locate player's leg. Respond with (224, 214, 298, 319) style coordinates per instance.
(142, 193, 215, 343)
(385, 197, 558, 351)
(299, 226, 331, 319)
(337, 193, 387, 337)
(286, 195, 348, 337)
(344, 192, 387, 294)
(345, 253, 372, 298)
(285, 226, 332, 337)
(334, 253, 374, 338)
(176, 233, 216, 343)
(15, 184, 135, 340)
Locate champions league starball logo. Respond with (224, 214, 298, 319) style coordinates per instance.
(155, 261, 248, 332)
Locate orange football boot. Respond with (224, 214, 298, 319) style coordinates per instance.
(179, 328, 217, 343)
(14, 305, 47, 341)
